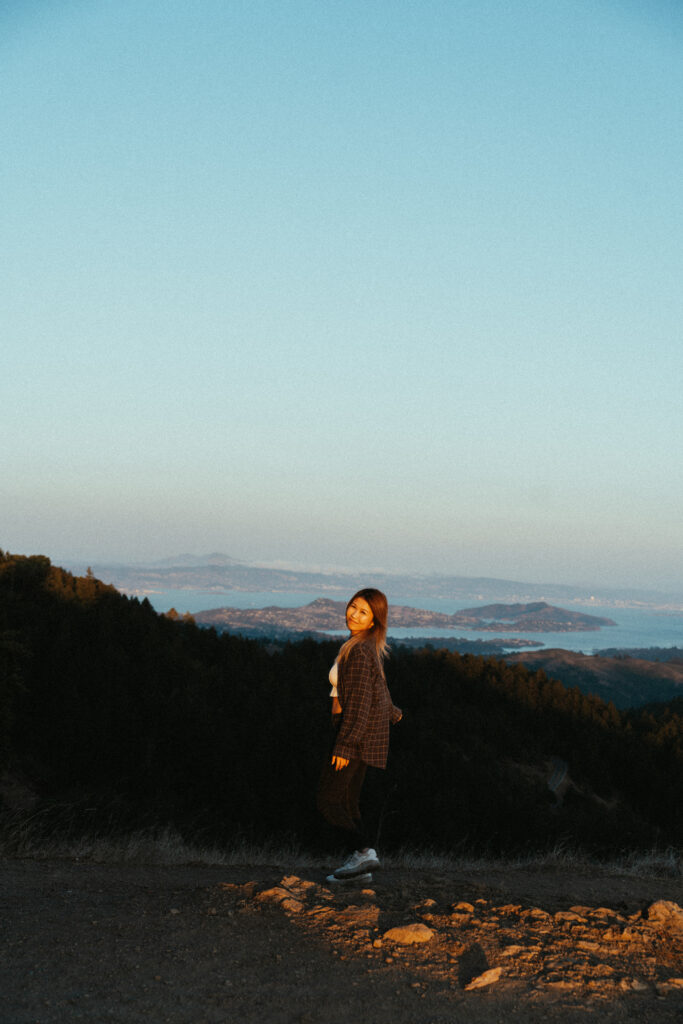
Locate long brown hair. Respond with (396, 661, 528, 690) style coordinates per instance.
(337, 587, 389, 670)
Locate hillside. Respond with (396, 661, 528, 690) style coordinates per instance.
(506, 649, 683, 709)
(1, 551, 682, 857)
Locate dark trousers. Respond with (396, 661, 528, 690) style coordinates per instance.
(316, 756, 386, 855)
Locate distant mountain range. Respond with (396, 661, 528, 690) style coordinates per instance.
(149, 553, 241, 568)
(69, 554, 683, 608)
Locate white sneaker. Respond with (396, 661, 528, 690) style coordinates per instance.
(331, 848, 380, 879)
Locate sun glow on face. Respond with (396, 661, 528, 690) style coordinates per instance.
(346, 596, 374, 634)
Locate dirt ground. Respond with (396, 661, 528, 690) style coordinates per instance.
(2, 857, 682, 1024)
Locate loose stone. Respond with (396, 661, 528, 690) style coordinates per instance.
(383, 923, 435, 945)
(465, 967, 503, 990)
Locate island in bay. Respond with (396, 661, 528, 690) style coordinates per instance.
(194, 599, 616, 641)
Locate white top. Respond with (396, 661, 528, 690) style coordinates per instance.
(329, 660, 338, 698)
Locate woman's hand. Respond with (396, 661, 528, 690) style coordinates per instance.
(331, 755, 349, 771)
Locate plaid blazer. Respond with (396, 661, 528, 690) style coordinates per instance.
(333, 640, 402, 769)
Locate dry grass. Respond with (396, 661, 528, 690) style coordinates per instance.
(1, 813, 680, 878)
(0, 811, 309, 867)
(384, 843, 682, 878)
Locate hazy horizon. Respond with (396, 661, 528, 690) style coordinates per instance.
(51, 549, 682, 605)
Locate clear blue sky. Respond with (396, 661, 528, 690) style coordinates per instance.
(2, 1, 682, 591)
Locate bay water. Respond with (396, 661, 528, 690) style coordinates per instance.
(133, 588, 683, 654)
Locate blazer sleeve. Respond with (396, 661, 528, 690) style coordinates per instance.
(333, 645, 375, 761)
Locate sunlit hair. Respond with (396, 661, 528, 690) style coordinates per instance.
(337, 587, 389, 671)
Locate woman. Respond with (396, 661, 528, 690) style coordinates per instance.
(316, 588, 402, 882)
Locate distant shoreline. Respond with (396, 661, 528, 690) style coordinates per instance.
(71, 556, 683, 611)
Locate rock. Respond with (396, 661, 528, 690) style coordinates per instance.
(256, 887, 304, 913)
(465, 967, 502, 990)
(281, 875, 317, 893)
(554, 910, 586, 923)
(383, 923, 435, 945)
(656, 979, 683, 995)
(452, 901, 474, 914)
(309, 904, 335, 918)
(646, 900, 683, 931)
(305, 905, 333, 919)
(256, 886, 290, 903)
(524, 908, 552, 922)
(281, 898, 304, 914)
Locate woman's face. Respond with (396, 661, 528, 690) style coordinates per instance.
(346, 596, 374, 634)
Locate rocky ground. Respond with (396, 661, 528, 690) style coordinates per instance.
(2, 857, 682, 1023)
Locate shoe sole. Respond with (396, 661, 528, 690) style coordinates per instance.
(326, 871, 373, 885)
(333, 861, 380, 878)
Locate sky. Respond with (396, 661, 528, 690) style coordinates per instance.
(2, 0, 682, 592)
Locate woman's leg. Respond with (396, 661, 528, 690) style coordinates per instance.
(355, 765, 386, 852)
(316, 757, 367, 852)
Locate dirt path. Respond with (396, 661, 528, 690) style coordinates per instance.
(2, 858, 682, 1023)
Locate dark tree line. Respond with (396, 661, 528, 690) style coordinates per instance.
(1, 551, 681, 855)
